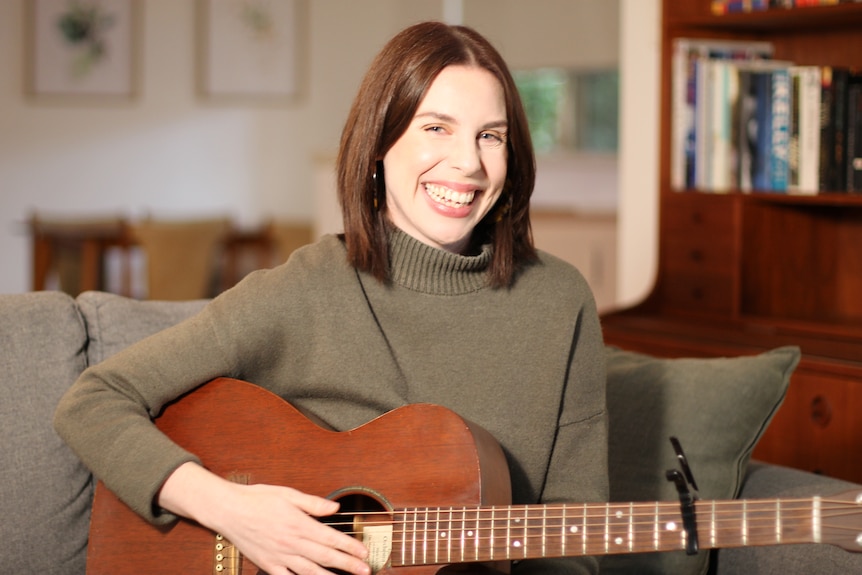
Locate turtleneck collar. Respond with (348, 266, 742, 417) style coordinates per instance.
(387, 228, 492, 295)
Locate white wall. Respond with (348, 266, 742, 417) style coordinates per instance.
(0, 0, 641, 296)
(617, 0, 660, 308)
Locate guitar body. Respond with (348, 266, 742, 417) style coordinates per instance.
(86, 378, 512, 575)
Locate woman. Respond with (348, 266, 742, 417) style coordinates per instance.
(55, 21, 607, 575)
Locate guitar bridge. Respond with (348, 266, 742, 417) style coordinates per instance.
(213, 533, 240, 574)
(213, 472, 249, 574)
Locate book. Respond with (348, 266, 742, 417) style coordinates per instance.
(819, 67, 851, 192)
(819, 66, 837, 192)
(770, 66, 792, 191)
(670, 38, 774, 191)
(749, 69, 775, 191)
(708, 59, 742, 192)
(737, 62, 793, 192)
(846, 75, 862, 192)
(789, 66, 822, 194)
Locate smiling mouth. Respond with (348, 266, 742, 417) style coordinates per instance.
(424, 183, 476, 208)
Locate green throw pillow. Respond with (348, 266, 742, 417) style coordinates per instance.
(600, 346, 800, 575)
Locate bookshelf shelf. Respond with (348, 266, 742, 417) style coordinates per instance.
(674, 190, 862, 207)
(602, 0, 862, 483)
(669, 4, 862, 32)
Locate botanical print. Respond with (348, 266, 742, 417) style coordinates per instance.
(31, 0, 134, 97)
(56, 1, 116, 79)
(201, 0, 298, 98)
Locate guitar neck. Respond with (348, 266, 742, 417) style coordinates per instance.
(387, 496, 834, 567)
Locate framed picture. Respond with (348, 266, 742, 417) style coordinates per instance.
(198, 0, 299, 100)
(27, 0, 138, 99)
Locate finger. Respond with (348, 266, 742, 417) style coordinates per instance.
(286, 488, 340, 518)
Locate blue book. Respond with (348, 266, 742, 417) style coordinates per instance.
(770, 68, 791, 191)
(749, 70, 774, 191)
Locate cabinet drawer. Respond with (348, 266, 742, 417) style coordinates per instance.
(661, 195, 739, 276)
(754, 367, 862, 483)
(661, 193, 737, 236)
(658, 272, 735, 315)
(663, 232, 736, 275)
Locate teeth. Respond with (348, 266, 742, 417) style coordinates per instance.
(425, 183, 476, 207)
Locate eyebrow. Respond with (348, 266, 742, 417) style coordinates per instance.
(414, 111, 508, 130)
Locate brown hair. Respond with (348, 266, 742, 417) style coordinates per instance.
(336, 21, 537, 288)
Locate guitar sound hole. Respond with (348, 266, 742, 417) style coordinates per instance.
(323, 490, 393, 575)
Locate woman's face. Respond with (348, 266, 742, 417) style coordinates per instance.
(382, 65, 508, 254)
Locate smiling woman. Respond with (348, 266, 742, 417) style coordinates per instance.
(337, 22, 538, 288)
(381, 65, 508, 255)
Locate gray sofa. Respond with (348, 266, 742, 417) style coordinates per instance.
(2, 290, 861, 574)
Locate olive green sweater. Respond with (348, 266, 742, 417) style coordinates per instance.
(55, 230, 607, 574)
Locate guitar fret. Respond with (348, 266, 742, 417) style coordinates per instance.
(775, 499, 782, 545)
(560, 503, 567, 557)
(490, 506, 496, 561)
(459, 506, 466, 563)
(710, 500, 717, 548)
(742, 500, 748, 546)
(410, 508, 417, 565)
(542, 504, 547, 557)
(431, 508, 443, 563)
(505, 507, 511, 559)
(473, 507, 480, 561)
(813, 496, 822, 543)
(582, 503, 588, 555)
(653, 502, 659, 551)
(423, 508, 429, 564)
(627, 502, 634, 552)
(446, 507, 453, 563)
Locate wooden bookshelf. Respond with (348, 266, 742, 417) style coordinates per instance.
(602, 0, 862, 483)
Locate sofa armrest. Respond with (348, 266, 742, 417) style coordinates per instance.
(712, 461, 862, 574)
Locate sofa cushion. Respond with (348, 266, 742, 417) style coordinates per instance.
(77, 291, 208, 364)
(0, 291, 91, 575)
(600, 346, 800, 575)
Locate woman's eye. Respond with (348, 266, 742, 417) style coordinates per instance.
(479, 132, 506, 147)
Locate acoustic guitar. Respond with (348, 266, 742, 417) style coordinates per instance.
(85, 377, 862, 574)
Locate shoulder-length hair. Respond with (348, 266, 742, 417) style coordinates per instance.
(336, 21, 537, 288)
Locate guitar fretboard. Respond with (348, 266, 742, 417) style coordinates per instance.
(385, 497, 842, 566)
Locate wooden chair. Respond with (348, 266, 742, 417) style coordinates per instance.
(130, 217, 230, 300)
(29, 213, 130, 296)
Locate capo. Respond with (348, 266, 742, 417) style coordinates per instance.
(665, 437, 700, 555)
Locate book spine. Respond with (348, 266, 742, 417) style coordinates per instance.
(819, 66, 836, 192)
(737, 69, 755, 191)
(770, 67, 792, 192)
(833, 68, 850, 192)
(797, 66, 822, 194)
(788, 69, 802, 190)
(846, 78, 862, 193)
(752, 71, 774, 191)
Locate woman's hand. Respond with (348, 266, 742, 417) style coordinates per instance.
(158, 462, 371, 575)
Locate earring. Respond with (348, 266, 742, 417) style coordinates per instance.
(372, 170, 379, 210)
(495, 194, 512, 222)
(372, 162, 383, 211)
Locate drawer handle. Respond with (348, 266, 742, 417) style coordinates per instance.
(810, 395, 832, 428)
(689, 249, 704, 262)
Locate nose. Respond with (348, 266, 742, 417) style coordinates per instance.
(449, 135, 483, 175)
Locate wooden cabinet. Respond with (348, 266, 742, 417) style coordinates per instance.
(602, 1, 862, 483)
